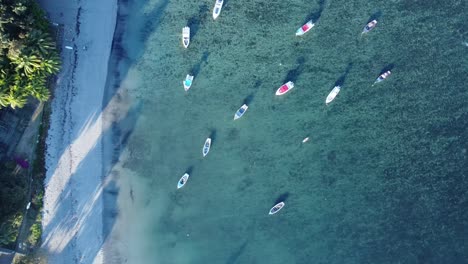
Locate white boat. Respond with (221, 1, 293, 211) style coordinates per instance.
(269, 202, 285, 215)
(296, 20, 315, 36)
(203, 138, 211, 157)
(302, 137, 310, 143)
(234, 104, 248, 120)
(177, 173, 190, 189)
(212, 0, 224, 20)
(183, 74, 194, 91)
(373, 70, 391, 85)
(275, 81, 295, 96)
(362, 20, 377, 34)
(182, 26, 190, 48)
(325, 86, 341, 105)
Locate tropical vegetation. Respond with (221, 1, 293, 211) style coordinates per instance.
(0, 0, 60, 109)
(0, 0, 58, 254)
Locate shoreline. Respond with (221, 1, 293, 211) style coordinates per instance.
(39, 0, 118, 263)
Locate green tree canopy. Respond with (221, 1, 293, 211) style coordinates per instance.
(0, 0, 60, 109)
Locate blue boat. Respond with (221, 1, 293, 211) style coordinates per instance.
(234, 104, 248, 120)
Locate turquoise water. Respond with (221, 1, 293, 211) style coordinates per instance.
(108, 0, 468, 263)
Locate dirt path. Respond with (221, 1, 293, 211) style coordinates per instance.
(13, 102, 44, 254)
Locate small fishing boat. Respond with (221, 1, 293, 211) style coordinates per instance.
(302, 137, 310, 143)
(275, 81, 295, 96)
(234, 104, 248, 120)
(212, 0, 224, 20)
(203, 138, 211, 157)
(269, 202, 285, 215)
(325, 86, 341, 105)
(296, 20, 315, 36)
(182, 26, 190, 48)
(183, 74, 194, 91)
(177, 173, 190, 189)
(373, 71, 391, 85)
(362, 20, 377, 34)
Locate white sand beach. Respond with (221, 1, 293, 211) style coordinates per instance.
(39, 0, 118, 263)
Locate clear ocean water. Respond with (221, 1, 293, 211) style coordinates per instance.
(106, 0, 468, 263)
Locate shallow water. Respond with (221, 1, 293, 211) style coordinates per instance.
(106, 0, 468, 263)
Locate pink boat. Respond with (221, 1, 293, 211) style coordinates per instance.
(275, 81, 295, 95)
(296, 20, 315, 36)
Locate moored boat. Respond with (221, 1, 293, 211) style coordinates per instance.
(373, 70, 391, 85)
(182, 26, 190, 48)
(183, 74, 194, 91)
(177, 173, 190, 189)
(362, 20, 377, 34)
(302, 137, 310, 143)
(275, 81, 295, 96)
(234, 104, 248, 120)
(269, 202, 285, 215)
(296, 20, 315, 36)
(212, 0, 224, 20)
(325, 86, 341, 105)
(203, 138, 211, 157)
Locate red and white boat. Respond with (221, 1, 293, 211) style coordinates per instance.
(296, 20, 315, 36)
(275, 81, 294, 96)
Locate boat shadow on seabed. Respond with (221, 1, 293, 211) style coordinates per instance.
(275, 192, 290, 204)
(281, 56, 306, 87)
(190, 51, 210, 77)
(303, 0, 326, 24)
(334, 62, 353, 87)
(187, 4, 209, 40)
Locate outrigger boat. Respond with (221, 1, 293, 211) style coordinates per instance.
(177, 173, 190, 189)
(362, 20, 377, 34)
(212, 0, 224, 20)
(182, 26, 190, 48)
(203, 138, 211, 157)
(269, 202, 285, 215)
(296, 20, 315, 36)
(183, 74, 194, 91)
(234, 104, 248, 120)
(373, 71, 391, 85)
(325, 86, 341, 105)
(275, 81, 295, 95)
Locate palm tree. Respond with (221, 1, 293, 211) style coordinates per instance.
(26, 30, 55, 56)
(11, 53, 42, 76)
(25, 76, 49, 101)
(0, 90, 27, 109)
(39, 57, 59, 75)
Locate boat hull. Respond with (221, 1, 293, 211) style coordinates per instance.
(212, 0, 223, 19)
(362, 20, 377, 34)
(326, 86, 341, 105)
(269, 202, 285, 215)
(182, 27, 190, 48)
(275, 81, 295, 95)
(203, 138, 211, 157)
(373, 70, 391, 85)
(234, 104, 248, 120)
(296, 20, 314, 36)
(184, 75, 194, 91)
(177, 173, 190, 189)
